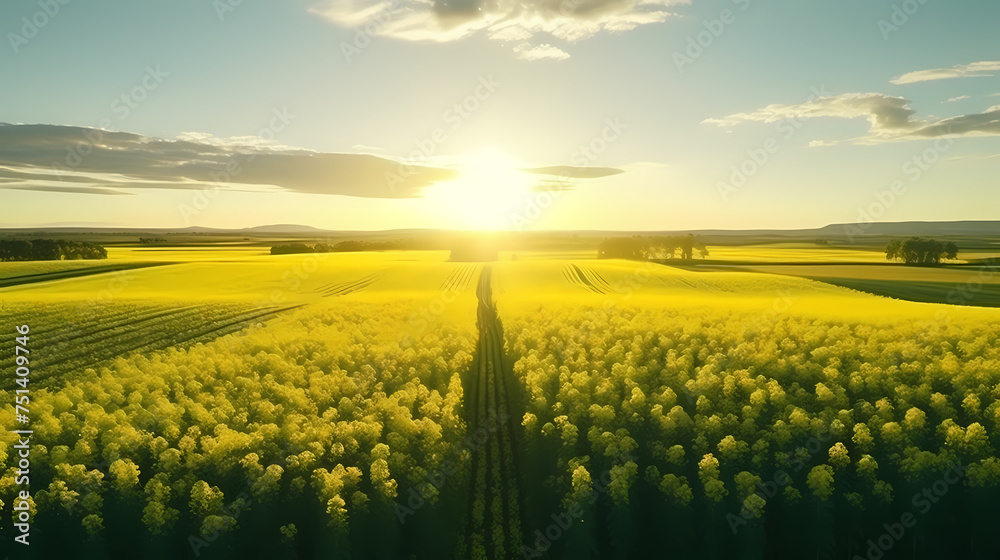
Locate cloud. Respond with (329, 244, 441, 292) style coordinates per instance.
(311, 0, 686, 57)
(808, 140, 837, 147)
(890, 61, 1000, 85)
(702, 93, 1000, 143)
(945, 95, 970, 103)
(0, 123, 457, 198)
(521, 165, 624, 178)
(4, 184, 132, 195)
(531, 180, 576, 192)
(702, 93, 918, 131)
(521, 165, 625, 192)
(513, 43, 571, 61)
(904, 104, 1000, 139)
(945, 152, 1000, 162)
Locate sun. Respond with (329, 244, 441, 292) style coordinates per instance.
(423, 149, 536, 230)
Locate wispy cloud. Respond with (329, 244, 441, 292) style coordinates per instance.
(514, 43, 571, 61)
(351, 144, 385, 152)
(522, 165, 624, 178)
(945, 152, 1000, 162)
(311, 0, 687, 59)
(945, 95, 970, 103)
(703, 93, 918, 132)
(703, 93, 1000, 143)
(890, 61, 1000, 85)
(521, 164, 625, 192)
(0, 123, 457, 197)
(4, 184, 133, 195)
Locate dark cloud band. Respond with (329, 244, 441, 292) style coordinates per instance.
(0, 123, 457, 198)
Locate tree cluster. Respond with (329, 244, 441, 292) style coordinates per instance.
(270, 244, 318, 255)
(0, 239, 107, 261)
(270, 240, 407, 256)
(885, 237, 959, 265)
(332, 240, 404, 252)
(598, 234, 708, 260)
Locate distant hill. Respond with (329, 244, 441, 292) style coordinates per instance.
(0, 221, 995, 241)
(242, 224, 327, 233)
(603, 221, 1000, 241)
(815, 220, 1000, 237)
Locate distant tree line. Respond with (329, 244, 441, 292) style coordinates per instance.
(0, 239, 108, 261)
(271, 243, 322, 255)
(270, 240, 406, 255)
(331, 240, 405, 252)
(885, 237, 959, 265)
(139, 237, 168, 244)
(598, 234, 709, 260)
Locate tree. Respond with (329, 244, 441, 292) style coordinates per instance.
(679, 234, 695, 260)
(885, 237, 959, 265)
(598, 237, 649, 260)
(0, 240, 32, 261)
(0, 239, 107, 261)
(598, 234, 708, 260)
(270, 244, 314, 255)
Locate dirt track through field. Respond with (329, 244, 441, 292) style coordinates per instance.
(462, 266, 526, 559)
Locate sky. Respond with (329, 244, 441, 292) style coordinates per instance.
(0, 0, 998, 231)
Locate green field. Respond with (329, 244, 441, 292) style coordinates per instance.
(727, 264, 1000, 308)
(700, 243, 888, 263)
